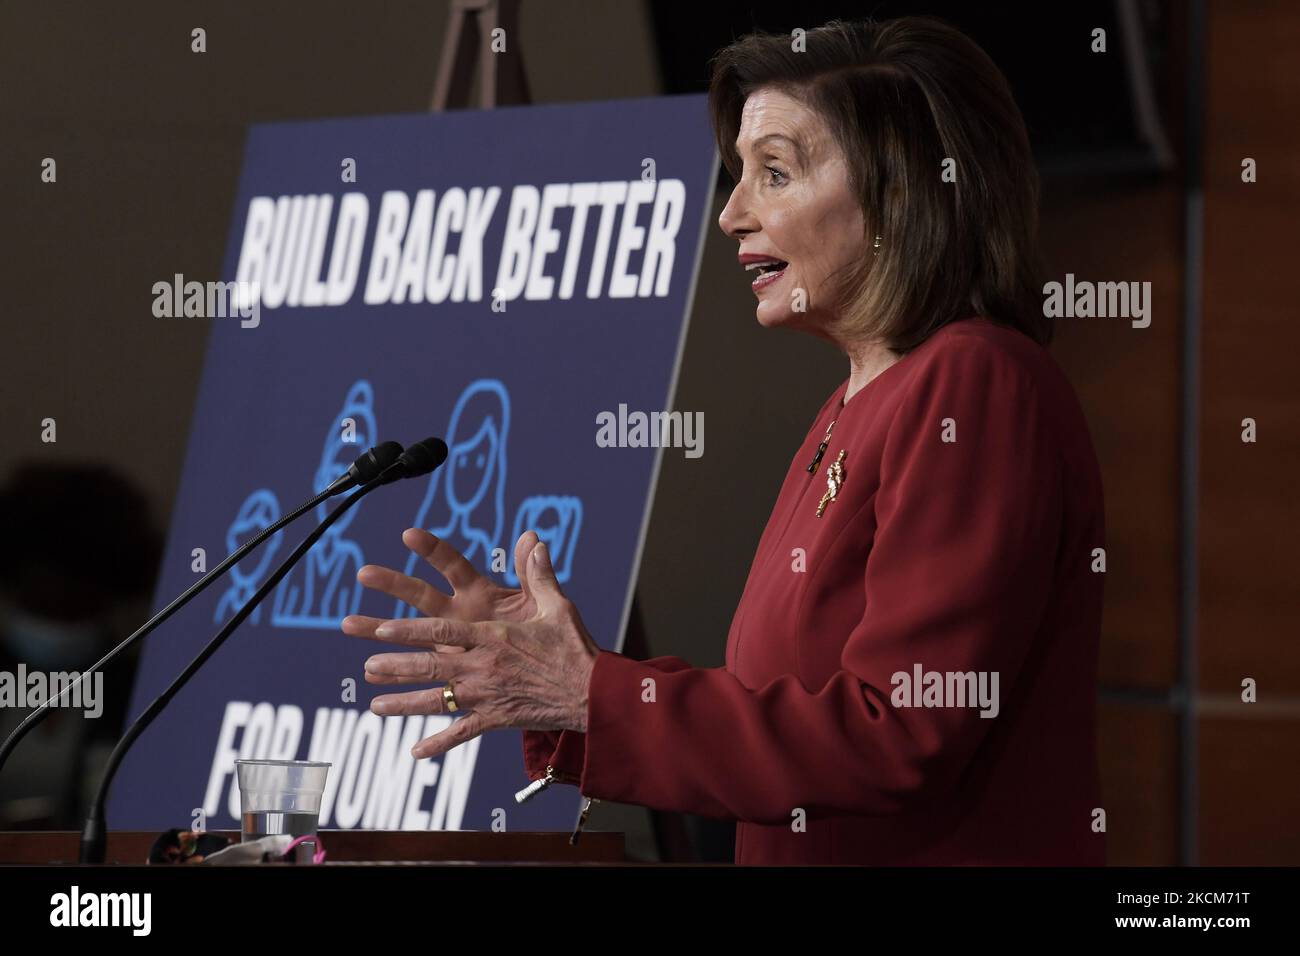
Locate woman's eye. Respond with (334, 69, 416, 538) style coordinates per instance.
(765, 165, 787, 186)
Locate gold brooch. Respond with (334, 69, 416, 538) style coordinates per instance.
(816, 450, 846, 517)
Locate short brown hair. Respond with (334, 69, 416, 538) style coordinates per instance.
(708, 17, 1050, 350)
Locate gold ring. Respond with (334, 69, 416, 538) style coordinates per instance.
(443, 682, 459, 714)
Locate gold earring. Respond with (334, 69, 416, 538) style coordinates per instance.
(872, 235, 883, 257)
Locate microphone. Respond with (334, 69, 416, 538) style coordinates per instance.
(0, 441, 403, 781)
(78, 436, 447, 863)
(325, 440, 404, 493)
(371, 437, 449, 487)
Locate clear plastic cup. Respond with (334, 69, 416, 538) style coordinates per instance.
(235, 759, 331, 863)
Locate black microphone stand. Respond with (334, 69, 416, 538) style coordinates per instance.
(0, 443, 400, 781)
(78, 482, 375, 863)
(78, 436, 445, 864)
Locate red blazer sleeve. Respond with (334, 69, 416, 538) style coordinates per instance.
(563, 343, 1064, 823)
(521, 656, 693, 782)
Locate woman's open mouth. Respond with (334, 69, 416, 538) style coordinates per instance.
(746, 258, 788, 291)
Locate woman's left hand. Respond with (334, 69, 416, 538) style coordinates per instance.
(340, 532, 600, 760)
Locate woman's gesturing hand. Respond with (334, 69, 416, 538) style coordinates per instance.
(340, 528, 600, 760)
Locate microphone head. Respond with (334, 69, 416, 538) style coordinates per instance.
(398, 437, 449, 478)
(354, 441, 404, 483)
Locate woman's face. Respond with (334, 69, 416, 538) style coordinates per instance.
(718, 87, 866, 333)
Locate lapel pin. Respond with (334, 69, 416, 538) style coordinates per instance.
(816, 450, 847, 517)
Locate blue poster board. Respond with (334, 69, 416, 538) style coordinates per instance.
(110, 94, 717, 834)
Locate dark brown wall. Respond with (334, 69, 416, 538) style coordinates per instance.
(1037, 0, 1300, 866)
(1197, 0, 1300, 866)
(1041, 178, 1187, 865)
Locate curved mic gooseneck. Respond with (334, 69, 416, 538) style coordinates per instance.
(79, 438, 447, 863)
(0, 442, 404, 783)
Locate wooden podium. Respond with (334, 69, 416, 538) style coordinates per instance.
(0, 829, 625, 865)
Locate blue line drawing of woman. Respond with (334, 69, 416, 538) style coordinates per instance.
(273, 379, 376, 629)
(214, 489, 284, 625)
(397, 379, 509, 618)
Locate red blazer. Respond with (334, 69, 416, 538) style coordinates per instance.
(523, 316, 1106, 865)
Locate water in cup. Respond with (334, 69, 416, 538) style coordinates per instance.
(241, 810, 321, 841)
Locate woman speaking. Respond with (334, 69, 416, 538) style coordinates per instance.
(340, 16, 1105, 866)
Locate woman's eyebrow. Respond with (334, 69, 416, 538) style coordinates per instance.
(743, 132, 807, 167)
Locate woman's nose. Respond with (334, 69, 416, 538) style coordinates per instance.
(717, 182, 757, 238)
